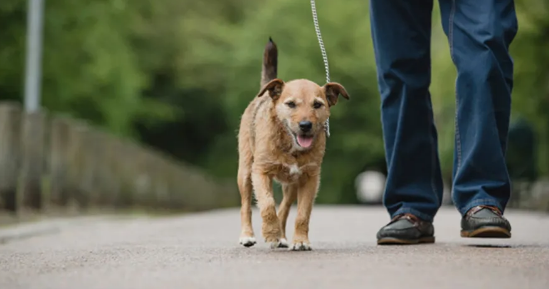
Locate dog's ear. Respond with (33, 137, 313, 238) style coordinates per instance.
(323, 82, 350, 106)
(257, 78, 285, 100)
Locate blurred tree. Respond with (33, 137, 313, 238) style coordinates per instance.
(0, 0, 175, 137)
(511, 0, 549, 176)
(507, 117, 537, 182)
(1, 0, 547, 204)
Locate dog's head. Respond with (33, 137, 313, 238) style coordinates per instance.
(257, 78, 350, 150)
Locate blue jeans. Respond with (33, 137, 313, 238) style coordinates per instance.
(370, 0, 518, 222)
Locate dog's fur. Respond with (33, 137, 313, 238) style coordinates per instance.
(237, 38, 349, 251)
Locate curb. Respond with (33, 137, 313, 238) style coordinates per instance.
(0, 216, 115, 244)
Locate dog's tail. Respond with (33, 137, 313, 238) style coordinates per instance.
(260, 37, 278, 88)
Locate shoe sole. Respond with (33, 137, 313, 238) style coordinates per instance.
(460, 226, 511, 238)
(377, 236, 435, 245)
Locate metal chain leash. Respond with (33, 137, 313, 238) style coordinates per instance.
(310, 0, 332, 138)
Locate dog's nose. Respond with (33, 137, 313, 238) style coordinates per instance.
(299, 121, 313, 132)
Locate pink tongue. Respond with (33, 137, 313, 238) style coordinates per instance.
(297, 135, 314, 148)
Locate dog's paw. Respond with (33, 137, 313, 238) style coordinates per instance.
(239, 236, 257, 247)
(264, 236, 282, 249)
(269, 241, 281, 249)
(277, 238, 289, 248)
(290, 241, 312, 251)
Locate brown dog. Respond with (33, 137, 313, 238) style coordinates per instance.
(237, 38, 349, 251)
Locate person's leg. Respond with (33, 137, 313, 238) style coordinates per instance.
(438, 0, 518, 237)
(370, 0, 444, 244)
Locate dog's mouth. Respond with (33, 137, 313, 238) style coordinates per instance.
(283, 120, 315, 149)
(291, 132, 314, 149)
(295, 134, 314, 148)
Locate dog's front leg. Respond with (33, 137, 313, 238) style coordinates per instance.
(251, 171, 282, 248)
(277, 183, 298, 248)
(291, 174, 319, 251)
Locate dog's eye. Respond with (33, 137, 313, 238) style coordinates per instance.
(286, 101, 296, 108)
(313, 102, 323, 109)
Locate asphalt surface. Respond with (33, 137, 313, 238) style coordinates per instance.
(1, 205, 549, 289)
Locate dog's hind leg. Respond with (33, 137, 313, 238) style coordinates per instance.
(238, 156, 256, 247)
(276, 183, 297, 248)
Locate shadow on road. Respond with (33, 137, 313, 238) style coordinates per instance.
(464, 244, 545, 249)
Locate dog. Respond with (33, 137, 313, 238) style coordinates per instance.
(237, 37, 349, 251)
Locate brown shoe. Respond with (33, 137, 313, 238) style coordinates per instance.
(460, 205, 511, 238)
(377, 213, 435, 245)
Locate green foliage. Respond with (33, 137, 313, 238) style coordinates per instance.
(511, 0, 549, 175)
(1, 0, 548, 204)
(0, 0, 177, 137)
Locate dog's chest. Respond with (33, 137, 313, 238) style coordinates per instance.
(273, 162, 314, 184)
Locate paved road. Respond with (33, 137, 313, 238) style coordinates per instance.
(1, 205, 549, 289)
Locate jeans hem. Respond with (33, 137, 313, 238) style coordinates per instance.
(458, 198, 503, 217)
(391, 207, 434, 223)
